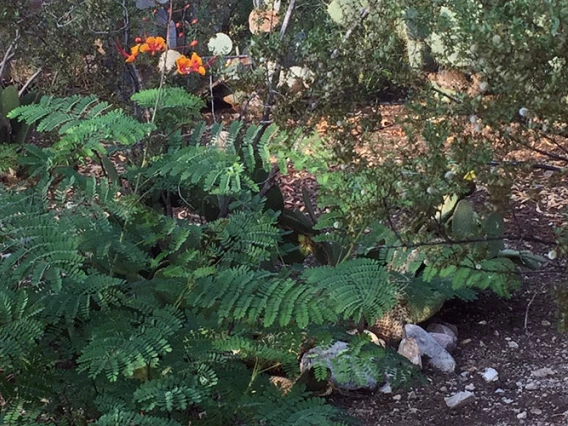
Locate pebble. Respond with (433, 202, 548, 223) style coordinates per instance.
(532, 367, 555, 378)
(379, 383, 392, 394)
(393, 394, 402, 401)
(531, 408, 542, 415)
(502, 398, 514, 404)
(495, 388, 505, 394)
(440, 386, 448, 392)
(478, 320, 487, 325)
(541, 320, 551, 326)
(445, 391, 476, 409)
(507, 341, 519, 349)
(517, 412, 527, 420)
(465, 383, 475, 391)
(460, 338, 472, 345)
(525, 382, 539, 391)
(481, 367, 499, 382)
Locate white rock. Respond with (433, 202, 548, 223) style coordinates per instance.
(541, 320, 551, 327)
(445, 391, 475, 409)
(405, 324, 456, 373)
(398, 337, 422, 368)
(517, 412, 527, 419)
(379, 382, 392, 394)
(531, 367, 555, 378)
(495, 388, 505, 394)
(525, 381, 539, 390)
(530, 408, 542, 415)
(481, 367, 499, 382)
(502, 397, 514, 404)
(393, 394, 402, 401)
(465, 383, 475, 391)
(507, 341, 519, 349)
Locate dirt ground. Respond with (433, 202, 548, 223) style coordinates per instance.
(331, 270, 568, 425)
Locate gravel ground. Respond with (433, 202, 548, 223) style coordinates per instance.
(332, 273, 568, 425)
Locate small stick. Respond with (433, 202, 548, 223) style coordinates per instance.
(18, 67, 43, 96)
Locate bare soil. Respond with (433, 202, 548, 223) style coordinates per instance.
(332, 272, 568, 425)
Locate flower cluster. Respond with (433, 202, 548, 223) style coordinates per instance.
(176, 52, 206, 76)
(121, 36, 166, 63)
(119, 36, 205, 76)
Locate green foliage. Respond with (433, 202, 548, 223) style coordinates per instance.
(0, 89, 409, 424)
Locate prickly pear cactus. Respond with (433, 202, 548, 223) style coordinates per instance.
(451, 199, 476, 238)
(207, 32, 233, 56)
(0, 86, 38, 144)
(327, 0, 371, 26)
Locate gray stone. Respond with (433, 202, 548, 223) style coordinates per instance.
(531, 367, 555, 378)
(405, 324, 456, 373)
(429, 332, 457, 352)
(525, 381, 539, 390)
(398, 337, 422, 368)
(445, 391, 476, 409)
(427, 323, 458, 340)
(517, 412, 527, 419)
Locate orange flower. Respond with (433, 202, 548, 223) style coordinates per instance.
(140, 36, 167, 55)
(176, 52, 206, 75)
(125, 44, 141, 63)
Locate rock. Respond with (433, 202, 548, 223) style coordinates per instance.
(480, 367, 499, 382)
(393, 394, 402, 401)
(429, 332, 457, 352)
(525, 381, 539, 390)
(465, 383, 476, 391)
(300, 341, 379, 391)
(502, 397, 514, 404)
(460, 338, 472, 346)
(404, 324, 456, 373)
(379, 382, 392, 394)
(364, 329, 385, 347)
(441, 321, 459, 337)
(517, 412, 527, 419)
(398, 337, 422, 368)
(507, 341, 519, 349)
(445, 391, 475, 409)
(427, 323, 457, 338)
(530, 408, 542, 415)
(541, 320, 551, 326)
(531, 367, 555, 378)
(495, 388, 504, 394)
(478, 320, 487, 325)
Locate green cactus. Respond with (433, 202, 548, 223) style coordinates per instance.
(327, 0, 371, 26)
(207, 32, 233, 56)
(451, 199, 476, 238)
(0, 86, 39, 145)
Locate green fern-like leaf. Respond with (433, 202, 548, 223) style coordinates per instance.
(303, 258, 398, 324)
